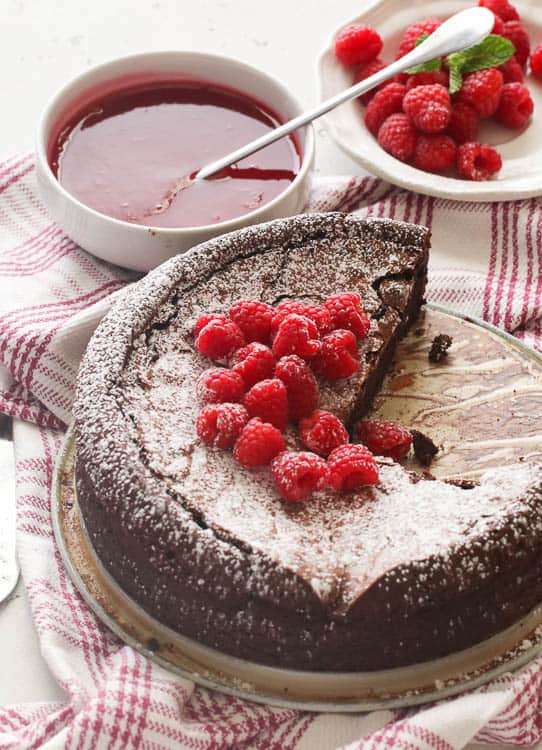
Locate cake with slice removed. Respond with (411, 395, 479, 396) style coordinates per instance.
(74, 213, 542, 671)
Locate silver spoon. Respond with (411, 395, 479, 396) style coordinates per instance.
(194, 6, 494, 181)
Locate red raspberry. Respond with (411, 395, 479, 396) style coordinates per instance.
(196, 367, 245, 404)
(194, 313, 229, 337)
(275, 355, 319, 420)
(414, 134, 456, 173)
(531, 44, 542, 80)
(364, 83, 406, 136)
(397, 18, 442, 59)
(405, 70, 449, 91)
(233, 418, 286, 467)
(457, 68, 504, 118)
(457, 143, 502, 181)
(243, 378, 288, 431)
(448, 102, 479, 144)
(196, 319, 245, 361)
(271, 451, 328, 502)
(328, 291, 361, 306)
(479, 0, 519, 21)
(491, 13, 505, 36)
(499, 55, 524, 83)
(272, 301, 331, 335)
(327, 444, 379, 492)
(334, 24, 383, 67)
(230, 342, 275, 389)
(403, 84, 451, 133)
(299, 410, 349, 457)
(377, 114, 417, 162)
(272, 314, 321, 360)
(354, 418, 412, 460)
(502, 21, 530, 68)
(354, 57, 387, 105)
(495, 82, 534, 128)
(196, 403, 249, 449)
(229, 299, 275, 343)
(324, 293, 371, 339)
(312, 329, 360, 381)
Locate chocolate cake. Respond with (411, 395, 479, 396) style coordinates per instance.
(74, 213, 542, 672)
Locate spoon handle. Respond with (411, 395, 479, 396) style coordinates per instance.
(195, 6, 494, 181)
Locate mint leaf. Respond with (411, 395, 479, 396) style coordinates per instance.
(406, 34, 442, 74)
(448, 65, 463, 95)
(446, 35, 515, 76)
(406, 57, 442, 74)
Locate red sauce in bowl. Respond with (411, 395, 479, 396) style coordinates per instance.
(49, 79, 301, 229)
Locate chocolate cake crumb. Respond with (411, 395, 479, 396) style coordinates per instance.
(429, 333, 453, 362)
(446, 478, 479, 490)
(411, 429, 439, 466)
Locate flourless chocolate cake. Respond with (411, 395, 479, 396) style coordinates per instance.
(74, 213, 542, 672)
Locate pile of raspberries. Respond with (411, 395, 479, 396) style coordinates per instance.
(334, 0, 540, 180)
(193, 296, 413, 502)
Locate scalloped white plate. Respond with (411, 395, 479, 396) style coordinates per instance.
(317, 0, 542, 201)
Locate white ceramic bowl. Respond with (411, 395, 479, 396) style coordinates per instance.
(36, 51, 314, 271)
(317, 0, 542, 202)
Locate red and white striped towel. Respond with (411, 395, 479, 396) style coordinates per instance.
(1, 153, 542, 750)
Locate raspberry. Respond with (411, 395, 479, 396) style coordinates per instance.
(272, 301, 331, 335)
(195, 319, 245, 361)
(397, 18, 442, 58)
(272, 314, 321, 360)
(275, 355, 319, 420)
(327, 444, 379, 492)
(479, 0, 519, 21)
(230, 342, 275, 388)
(414, 134, 457, 173)
(403, 84, 451, 133)
(194, 313, 229, 337)
(405, 70, 449, 91)
(377, 114, 417, 162)
(502, 21, 530, 68)
(531, 45, 542, 80)
(196, 403, 249, 449)
(196, 367, 245, 404)
(354, 57, 387, 105)
(334, 24, 383, 67)
(271, 451, 328, 502)
(499, 55, 524, 83)
(312, 329, 360, 381)
(328, 292, 361, 306)
(299, 410, 349, 457)
(354, 418, 412, 460)
(233, 418, 286, 467)
(243, 378, 288, 431)
(448, 102, 479, 144)
(457, 143, 502, 181)
(457, 68, 503, 118)
(491, 13, 505, 36)
(324, 293, 371, 339)
(364, 83, 406, 136)
(229, 299, 275, 343)
(495, 82, 534, 128)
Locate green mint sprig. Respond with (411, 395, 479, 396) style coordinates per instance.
(406, 34, 515, 94)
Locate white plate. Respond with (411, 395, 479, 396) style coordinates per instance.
(317, 0, 542, 202)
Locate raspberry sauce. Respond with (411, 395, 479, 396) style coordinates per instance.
(49, 79, 301, 228)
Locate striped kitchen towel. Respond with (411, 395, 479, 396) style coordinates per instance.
(1, 152, 542, 750)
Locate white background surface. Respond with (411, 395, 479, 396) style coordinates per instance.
(0, 2, 537, 748)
